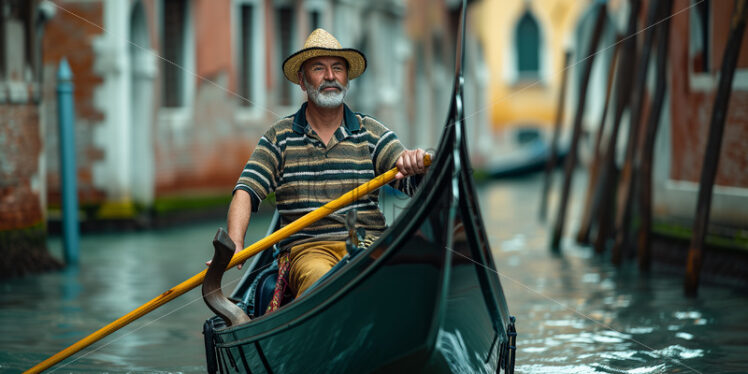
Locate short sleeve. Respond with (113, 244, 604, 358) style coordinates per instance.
(234, 130, 282, 212)
(365, 117, 421, 196)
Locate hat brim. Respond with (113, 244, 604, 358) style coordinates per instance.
(283, 47, 367, 84)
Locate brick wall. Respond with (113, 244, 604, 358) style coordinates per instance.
(0, 104, 43, 231)
(0, 100, 61, 277)
(41, 1, 106, 207)
(154, 0, 262, 197)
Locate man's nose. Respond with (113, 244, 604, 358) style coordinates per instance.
(323, 67, 335, 80)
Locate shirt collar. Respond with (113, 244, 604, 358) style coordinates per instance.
(343, 104, 361, 132)
(291, 102, 361, 134)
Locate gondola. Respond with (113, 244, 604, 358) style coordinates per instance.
(200, 3, 516, 373)
(484, 128, 568, 179)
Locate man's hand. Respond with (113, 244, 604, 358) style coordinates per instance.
(205, 239, 245, 269)
(231, 239, 245, 270)
(395, 148, 429, 179)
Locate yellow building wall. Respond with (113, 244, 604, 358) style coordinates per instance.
(475, 0, 592, 131)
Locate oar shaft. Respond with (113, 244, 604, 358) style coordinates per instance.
(26, 271, 206, 373)
(228, 164, 399, 267)
(27, 155, 430, 373)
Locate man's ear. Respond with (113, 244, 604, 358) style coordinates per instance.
(298, 72, 306, 91)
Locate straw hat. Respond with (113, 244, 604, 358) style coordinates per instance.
(282, 28, 367, 84)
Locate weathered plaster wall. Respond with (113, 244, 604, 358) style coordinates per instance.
(669, 0, 748, 188)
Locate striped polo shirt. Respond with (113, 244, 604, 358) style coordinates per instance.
(234, 102, 420, 250)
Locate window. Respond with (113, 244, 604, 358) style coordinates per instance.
(1, 0, 35, 81)
(690, 0, 709, 73)
(433, 33, 444, 63)
(238, 4, 254, 106)
(309, 10, 320, 31)
(234, 0, 265, 113)
(0, 1, 6, 80)
(162, 0, 187, 107)
(276, 6, 294, 106)
(306, 0, 325, 35)
(515, 10, 541, 79)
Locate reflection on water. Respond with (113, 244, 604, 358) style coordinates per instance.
(0, 214, 272, 373)
(478, 172, 748, 374)
(1, 173, 748, 373)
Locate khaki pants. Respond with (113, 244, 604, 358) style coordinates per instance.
(288, 241, 347, 297)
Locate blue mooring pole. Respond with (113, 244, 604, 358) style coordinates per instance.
(56, 58, 80, 265)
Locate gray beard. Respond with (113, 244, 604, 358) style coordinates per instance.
(303, 76, 348, 108)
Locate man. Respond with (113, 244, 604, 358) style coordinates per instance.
(227, 29, 429, 297)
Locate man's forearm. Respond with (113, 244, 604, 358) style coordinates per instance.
(227, 190, 252, 251)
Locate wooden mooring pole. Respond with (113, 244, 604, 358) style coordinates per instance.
(637, 0, 673, 271)
(550, 3, 607, 251)
(685, 0, 747, 296)
(575, 35, 621, 244)
(611, 0, 663, 265)
(539, 50, 571, 222)
(591, 0, 641, 254)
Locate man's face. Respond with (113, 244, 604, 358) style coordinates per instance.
(299, 56, 349, 108)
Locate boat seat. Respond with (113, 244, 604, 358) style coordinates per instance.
(253, 269, 279, 318)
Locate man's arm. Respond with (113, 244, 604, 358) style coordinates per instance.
(207, 189, 253, 269)
(227, 189, 252, 270)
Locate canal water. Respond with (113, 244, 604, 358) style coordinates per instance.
(1, 172, 747, 373)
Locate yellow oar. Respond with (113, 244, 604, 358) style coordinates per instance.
(26, 155, 431, 373)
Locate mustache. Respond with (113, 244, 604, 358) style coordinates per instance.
(318, 80, 344, 91)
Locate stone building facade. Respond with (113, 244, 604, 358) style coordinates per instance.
(476, 0, 747, 232)
(653, 0, 748, 229)
(34, 0, 487, 225)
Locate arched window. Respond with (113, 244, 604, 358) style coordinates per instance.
(515, 10, 541, 79)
